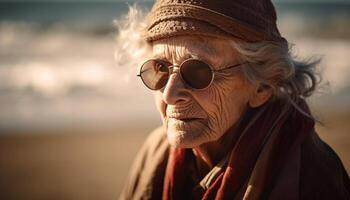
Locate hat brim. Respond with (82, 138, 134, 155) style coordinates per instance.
(144, 18, 236, 42)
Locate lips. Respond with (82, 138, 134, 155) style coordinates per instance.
(168, 116, 204, 122)
(165, 105, 206, 123)
(179, 118, 202, 122)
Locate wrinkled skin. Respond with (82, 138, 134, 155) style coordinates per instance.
(151, 36, 271, 168)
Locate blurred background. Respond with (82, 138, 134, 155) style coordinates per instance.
(0, 0, 349, 199)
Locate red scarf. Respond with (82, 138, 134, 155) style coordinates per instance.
(162, 98, 315, 200)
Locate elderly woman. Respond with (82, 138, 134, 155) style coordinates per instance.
(119, 0, 350, 199)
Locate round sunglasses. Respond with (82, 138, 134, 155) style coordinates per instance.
(137, 58, 246, 90)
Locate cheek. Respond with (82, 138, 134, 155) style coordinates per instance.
(194, 77, 251, 133)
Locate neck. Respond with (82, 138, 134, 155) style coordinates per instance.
(191, 107, 256, 177)
(192, 125, 240, 176)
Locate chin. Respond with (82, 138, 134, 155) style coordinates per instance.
(166, 119, 210, 148)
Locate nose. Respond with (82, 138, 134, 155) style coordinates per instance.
(162, 66, 190, 105)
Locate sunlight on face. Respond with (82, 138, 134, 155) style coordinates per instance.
(152, 36, 254, 148)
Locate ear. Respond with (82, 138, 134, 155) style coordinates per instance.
(248, 84, 273, 108)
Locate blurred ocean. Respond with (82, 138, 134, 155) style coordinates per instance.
(1, 1, 350, 131)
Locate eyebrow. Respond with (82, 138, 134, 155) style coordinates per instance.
(151, 41, 220, 65)
(152, 53, 194, 62)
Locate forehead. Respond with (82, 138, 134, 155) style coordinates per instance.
(151, 36, 238, 66)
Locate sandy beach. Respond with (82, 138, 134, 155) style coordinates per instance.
(0, 126, 154, 200)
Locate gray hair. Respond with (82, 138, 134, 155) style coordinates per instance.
(230, 40, 320, 102)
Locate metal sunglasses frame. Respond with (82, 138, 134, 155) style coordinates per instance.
(137, 58, 246, 90)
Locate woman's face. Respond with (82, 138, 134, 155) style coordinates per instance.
(151, 36, 256, 148)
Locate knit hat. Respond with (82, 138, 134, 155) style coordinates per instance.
(144, 0, 287, 45)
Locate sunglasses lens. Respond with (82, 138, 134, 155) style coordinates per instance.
(181, 59, 213, 89)
(140, 60, 170, 90)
